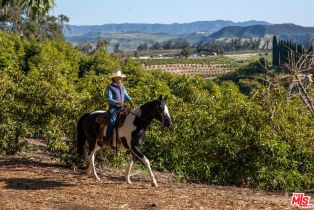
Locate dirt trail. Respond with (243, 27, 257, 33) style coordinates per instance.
(0, 139, 295, 209)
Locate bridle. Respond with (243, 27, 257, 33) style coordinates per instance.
(128, 102, 168, 125)
(155, 101, 169, 125)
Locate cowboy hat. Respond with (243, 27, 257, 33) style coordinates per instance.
(111, 70, 126, 78)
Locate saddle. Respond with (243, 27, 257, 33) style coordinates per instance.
(95, 107, 129, 147)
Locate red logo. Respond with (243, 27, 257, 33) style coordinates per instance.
(291, 193, 313, 208)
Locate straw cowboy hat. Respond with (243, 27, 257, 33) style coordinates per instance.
(111, 70, 126, 78)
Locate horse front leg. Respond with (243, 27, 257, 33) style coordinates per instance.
(125, 153, 133, 184)
(131, 145, 158, 187)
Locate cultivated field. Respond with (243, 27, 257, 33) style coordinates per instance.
(143, 63, 233, 78)
(141, 54, 262, 78)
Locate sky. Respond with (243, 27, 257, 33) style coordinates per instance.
(52, 0, 314, 26)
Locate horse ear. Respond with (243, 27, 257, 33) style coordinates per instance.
(159, 95, 163, 100)
(164, 95, 168, 100)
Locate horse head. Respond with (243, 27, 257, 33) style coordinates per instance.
(154, 95, 172, 128)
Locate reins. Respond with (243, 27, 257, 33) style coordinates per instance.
(128, 109, 151, 122)
(128, 103, 165, 125)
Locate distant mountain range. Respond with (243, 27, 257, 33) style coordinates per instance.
(64, 20, 314, 51)
(64, 20, 271, 37)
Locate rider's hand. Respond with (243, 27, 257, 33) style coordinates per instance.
(117, 102, 124, 107)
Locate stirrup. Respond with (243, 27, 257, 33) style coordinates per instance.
(97, 138, 104, 146)
(104, 136, 112, 147)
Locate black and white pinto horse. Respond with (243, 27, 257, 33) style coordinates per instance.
(76, 95, 172, 187)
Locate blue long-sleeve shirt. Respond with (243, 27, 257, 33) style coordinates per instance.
(107, 83, 131, 106)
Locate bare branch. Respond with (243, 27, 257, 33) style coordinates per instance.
(284, 50, 314, 119)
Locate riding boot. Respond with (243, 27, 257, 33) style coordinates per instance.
(97, 125, 106, 146)
(103, 135, 112, 147)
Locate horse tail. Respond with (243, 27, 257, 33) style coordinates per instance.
(77, 113, 89, 158)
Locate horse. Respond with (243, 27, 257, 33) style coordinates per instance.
(76, 95, 172, 187)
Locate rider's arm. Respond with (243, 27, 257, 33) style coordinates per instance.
(121, 84, 131, 102)
(124, 89, 132, 102)
(107, 88, 119, 105)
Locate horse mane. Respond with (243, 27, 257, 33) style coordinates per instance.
(139, 99, 159, 116)
(131, 99, 159, 129)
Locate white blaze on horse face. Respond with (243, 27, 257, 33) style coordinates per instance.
(164, 105, 171, 120)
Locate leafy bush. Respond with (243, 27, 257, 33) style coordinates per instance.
(0, 31, 313, 191)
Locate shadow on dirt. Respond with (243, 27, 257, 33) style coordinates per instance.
(0, 157, 66, 169)
(105, 175, 151, 184)
(0, 178, 74, 190)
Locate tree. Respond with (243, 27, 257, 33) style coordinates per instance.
(151, 42, 161, 50)
(0, 0, 23, 36)
(76, 42, 93, 54)
(162, 40, 173, 49)
(137, 43, 148, 51)
(0, 0, 61, 39)
(1, 0, 16, 14)
(21, 0, 56, 22)
(133, 51, 139, 58)
(272, 36, 279, 66)
(22, 14, 69, 40)
(113, 43, 120, 53)
(180, 41, 192, 57)
(96, 39, 109, 51)
(286, 51, 314, 118)
(303, 34, 314, 49)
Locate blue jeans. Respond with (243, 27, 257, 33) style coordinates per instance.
(105, 106, 122, 140)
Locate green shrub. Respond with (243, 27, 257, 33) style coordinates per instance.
(0, 32, 313, 191)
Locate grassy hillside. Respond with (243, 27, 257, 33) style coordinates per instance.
(67, 32, 176, 51)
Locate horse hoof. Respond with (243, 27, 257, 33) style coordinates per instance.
(125, 176, 132, 184)
(94, 176, 101, 181)
(151, 182, 158, 187)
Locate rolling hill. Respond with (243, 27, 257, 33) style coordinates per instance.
(207, 23, 314, 39)
(66, 31, 177, 52)
(64, 20, 270, 51)
(64, 21, 314, 52)
(197, 23, 314, 48)
(64, 20, 270, 37)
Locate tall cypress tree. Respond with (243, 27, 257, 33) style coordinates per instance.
(308, 44, 314, 54)
(273, 36, 309, 66)
(272, 35, 279, 66)
(279, 40, 284, 65)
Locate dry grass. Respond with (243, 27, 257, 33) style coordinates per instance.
(0, 139, 294, 209)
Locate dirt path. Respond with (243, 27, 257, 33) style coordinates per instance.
(0, 140, 295, 209)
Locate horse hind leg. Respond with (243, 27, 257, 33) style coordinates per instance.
(130, 145, 158, 187)
(85, 137, 95, 175)
(87, 142, 101, 181)
(86, 153, 92, 176)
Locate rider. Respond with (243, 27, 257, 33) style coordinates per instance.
(101, 70, 133, 146)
